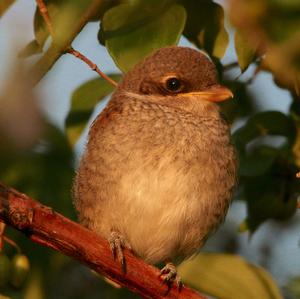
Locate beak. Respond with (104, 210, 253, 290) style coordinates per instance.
(181, 85, 233, 102)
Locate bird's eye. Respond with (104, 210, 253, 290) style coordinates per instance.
(165, 77, 182, 93)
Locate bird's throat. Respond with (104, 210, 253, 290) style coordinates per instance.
(120, 91, 222, 119)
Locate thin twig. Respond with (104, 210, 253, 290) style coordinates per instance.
(34, 0, 118, 87)
(0, 182, 205, 299)
(36, 0, 55, 37)
(67, 47, 118, 86)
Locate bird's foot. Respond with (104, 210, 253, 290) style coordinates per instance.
(108, 231, 131, 273)
(159, 262, 183, 290)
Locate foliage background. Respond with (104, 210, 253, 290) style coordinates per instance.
(0, 0, 300, 298)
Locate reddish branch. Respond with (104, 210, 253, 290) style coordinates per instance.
(67, 47, 118, 87)
(36, 0, 54, 37)
(0, 182, 206, 299)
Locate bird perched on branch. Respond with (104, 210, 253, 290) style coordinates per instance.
(74, 46, 237, 285)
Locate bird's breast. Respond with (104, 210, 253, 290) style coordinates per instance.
(82, 100, 237, 263)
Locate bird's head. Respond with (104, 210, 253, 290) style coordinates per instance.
(117, 46, 233, 115)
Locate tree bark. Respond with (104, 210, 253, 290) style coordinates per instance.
(0, 182, 206, 299)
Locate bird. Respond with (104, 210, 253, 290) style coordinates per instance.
(73, 46, 237, 285)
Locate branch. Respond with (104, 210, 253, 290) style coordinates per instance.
(36, 0, 54, 37)
(0, 182, 206, 299)
(67, 47, 118, 87)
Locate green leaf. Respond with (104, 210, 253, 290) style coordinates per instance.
(233, 111, 296, 152)
(33, 6, 49, 48)
(10, 254, 30, 288)
(0, 0, 15, 17)
(88, 1, 119, 22)
(229, 0, 300, 94)
(232, 111, 298, 232)
(65, 74, 122, 146)
(178, 253, 283, 299)
(0, 253, 11, 288)
(101, 1, 186, 72)
(182, 0, 229, 59)
(239, 146, 278, 177)
(212, 20, 229, 59)
(286, 276, 300, 298)
(235, 30, 257, 72)
(34, 5, 48, 48)
(28, 1, 91, 57)
(24, 0, 66, 58)
(33, 0, 61, 48)
(244, 174, 298, 232)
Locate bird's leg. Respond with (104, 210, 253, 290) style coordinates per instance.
(108, 231, 131, 273)
(159, 261, 183, 290)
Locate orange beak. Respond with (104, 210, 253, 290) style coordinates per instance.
(181, 85, 233, 102)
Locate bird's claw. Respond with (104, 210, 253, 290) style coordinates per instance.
(108, 231, 131, 273)
(159, 262, 183, 290)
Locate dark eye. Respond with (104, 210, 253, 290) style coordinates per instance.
(165, 77, 182, 92)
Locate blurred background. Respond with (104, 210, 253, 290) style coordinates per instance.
(0, 0, 300, 298)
